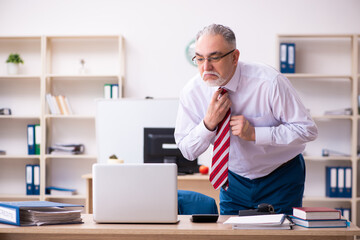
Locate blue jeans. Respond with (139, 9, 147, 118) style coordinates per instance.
(219, 154, 305, 215)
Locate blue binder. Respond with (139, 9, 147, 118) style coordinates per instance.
(343, 208, 351, 221)
(111, 84, 119, 99)
(344, 167, 352, 198)
(25, 164, 34, 195)
(337, 167, 345, 197)
(27, 124, 36, 155)
(326, 166, 338, 197)
(33, 165, 40, 195)
(279, 43, 288, 73)
(287, 43, 296, 73)
(0, 201, 83, 226)
(336, 207, 351, 221)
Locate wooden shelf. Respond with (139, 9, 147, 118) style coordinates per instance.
(0, 194, 41, 200)
(46, 74, 120, 79)
(44, 195, 86, 200)
(284, 73, 352, 79)
(0, 155, 40, 159)
(304, 156, 352, 161)
(278, 34, 354, 38)
(0, 115, 40, 120)
(303, 196, 352, 202)
(45, 115, 95, 120)
(312, 115, 353, 120)
(0, 35, 123, 206)
(0, 75, 41, 79)
(45, 154, 97, 160)
(278, 34, 359, 225)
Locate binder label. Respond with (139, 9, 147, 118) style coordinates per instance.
(27, 127, 34, 145)
(288, 45, 295, 64)
(26, 166, 32, 184)
(280, 44, 287, 62)
(34, 166, 40, 185)
(345, 168, 351, 188)
(0, 206, 16, 223)
(338, 168, 344, 190)
(330, 168, 337, 188)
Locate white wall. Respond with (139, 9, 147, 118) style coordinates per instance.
(0, 0, 360, 98)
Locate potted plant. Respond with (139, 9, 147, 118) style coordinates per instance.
(6, 53, 24, 75)
(107, 154, 124, 164)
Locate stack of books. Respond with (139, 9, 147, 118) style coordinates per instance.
(223, 214, 293, 230)
(0, 201, 83, 226)
(290, 207, 348, 228)
(46, 93, 73, 115)
(48, 143, 85, 155)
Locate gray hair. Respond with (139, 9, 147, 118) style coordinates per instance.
(196, 24, 236, 49)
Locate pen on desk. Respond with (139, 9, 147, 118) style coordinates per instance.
(286, 215, 294, 225)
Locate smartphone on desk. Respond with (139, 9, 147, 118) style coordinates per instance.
(190, 214, 219, 223)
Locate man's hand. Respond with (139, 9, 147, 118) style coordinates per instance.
(230, 115, 255, 141)
(203, 88, 231, 131)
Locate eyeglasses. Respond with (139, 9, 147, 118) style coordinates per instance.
(192, 49, 235, 65)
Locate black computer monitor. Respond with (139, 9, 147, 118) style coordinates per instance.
(143, 128, 199, 175)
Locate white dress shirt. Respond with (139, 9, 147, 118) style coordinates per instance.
(175, 61, 318, 179)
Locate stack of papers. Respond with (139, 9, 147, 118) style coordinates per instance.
(19, 207, 82, 226)
(48, 144, 85, 155)
(0, 201, 83, 226)
(224, 214, 293, 230)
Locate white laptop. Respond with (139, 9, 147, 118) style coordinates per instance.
(92, 163, 178, 223)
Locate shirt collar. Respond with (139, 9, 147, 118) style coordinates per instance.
(222, 62, 241, 93)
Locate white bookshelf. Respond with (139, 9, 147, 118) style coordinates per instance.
(0, 35, 124, 204)
(278, 34, 359, 225)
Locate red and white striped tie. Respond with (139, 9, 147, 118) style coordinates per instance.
(210, 88, 230, 190)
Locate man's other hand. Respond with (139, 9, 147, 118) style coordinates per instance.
(230, 115, 255, 141)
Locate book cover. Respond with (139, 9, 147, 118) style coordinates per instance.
(64, 96, 73, 115)
(0, 201, 83, 226)
(51, 95, 61, 114)
(57, 95, 68, 115)
(290, 216, 348, 228)
(46, 93, 57, 114)
(293, 207, 341, 220)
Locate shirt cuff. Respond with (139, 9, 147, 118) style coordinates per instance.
(255, 127, 272, 145)
(198, 120, 217, 142)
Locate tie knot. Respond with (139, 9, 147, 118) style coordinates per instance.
(219, 87, 228, 95)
